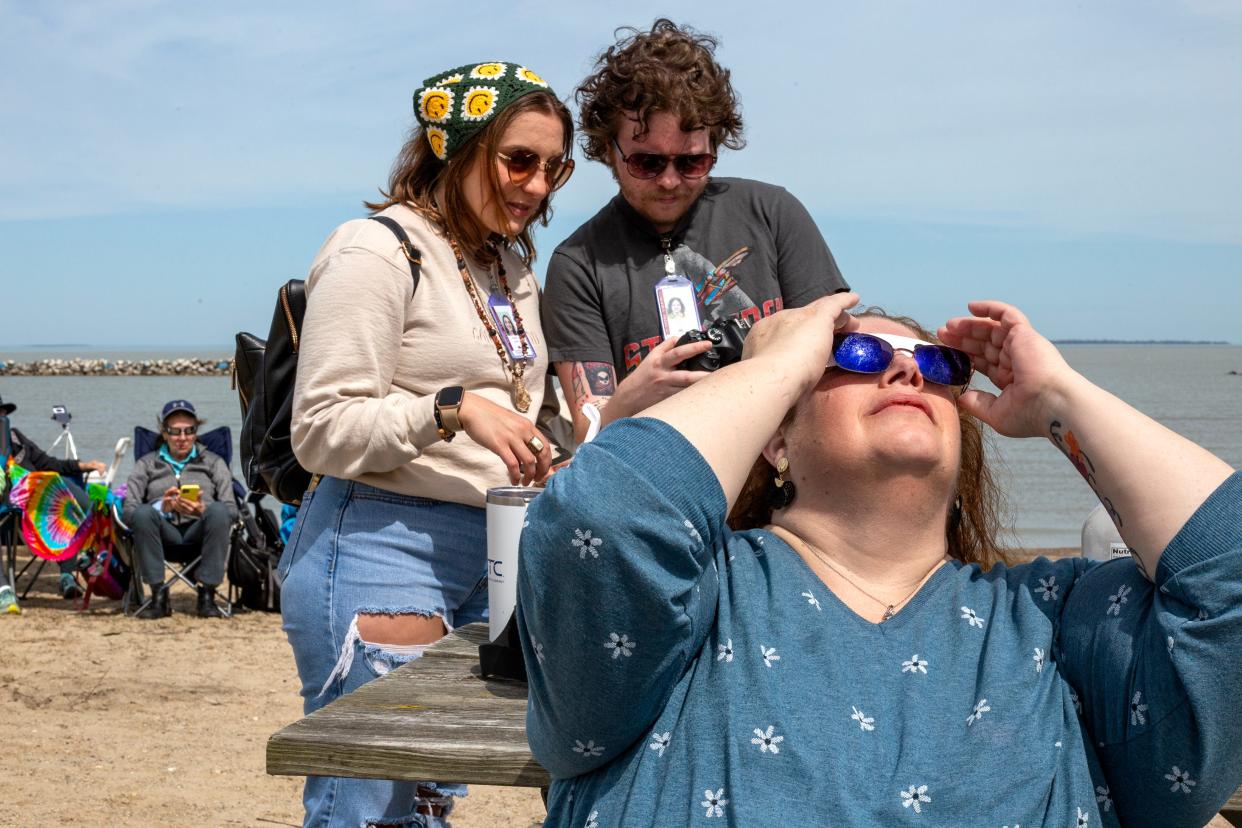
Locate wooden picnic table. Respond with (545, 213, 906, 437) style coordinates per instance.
(266, 622, 549, 787)
(267, 624, 1242, 820)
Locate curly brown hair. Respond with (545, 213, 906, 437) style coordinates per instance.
(726, 309, 1010, 571)
(577, 18, 745, 163)
(364, 91, 573, 268)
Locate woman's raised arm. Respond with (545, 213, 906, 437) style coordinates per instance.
(939, 300, 1234, 578)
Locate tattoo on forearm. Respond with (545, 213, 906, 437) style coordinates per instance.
(1049, 419, 1124, 528)
(583, 362, 616, 396)
(571, 361, 617, 412)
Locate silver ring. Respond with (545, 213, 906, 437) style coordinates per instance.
(525, 435, 545, 454)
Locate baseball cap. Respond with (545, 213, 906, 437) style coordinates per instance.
(160, 399, 197, 421)
(0, 394, 14, 416)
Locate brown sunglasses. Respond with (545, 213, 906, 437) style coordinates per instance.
(496, 149, 575, 190)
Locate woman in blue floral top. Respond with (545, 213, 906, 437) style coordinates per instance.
(517, 292, 1242, 827)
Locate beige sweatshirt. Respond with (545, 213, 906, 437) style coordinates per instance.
(291, 203, 548, 508)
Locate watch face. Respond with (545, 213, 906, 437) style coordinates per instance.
(437, 386, 465, 408)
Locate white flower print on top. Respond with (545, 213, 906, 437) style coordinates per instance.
(760, 645, 781, 667)
(604, 632, 635, 659)
(1129, 690, 1148, 726)
(572, 528, 603, 559)
(1165, 766, 1196, 794)
(649, 731, 670, 757)
(683, 519, 702, 545)
(751, 725, 784, 754)
(584, 809, 599, 828)
(1034, 647, 1045, 673)
(701, 788, 728, 818)
(717, 639, 734, 663)
(902, 654, 929, 675)
(1076, 807, 1089, 827)
(1106, 583, 1132, 616)
(850, 706, 875, 732)
(532, 639, 546, 666)
(966, 698, 991, 726)
(572, 739, 604, 758)
(1167, 635, 1175, 655)
(900, 784, 931, 814)
(802, 591, 821, 611)
(1096, 785, 1113, 812)
(961, 606, 985, 628)
(1037, 574, 1060, 602)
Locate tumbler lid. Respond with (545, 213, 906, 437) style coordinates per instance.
(486, 486, 542, 507)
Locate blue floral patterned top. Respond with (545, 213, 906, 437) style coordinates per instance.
(517, 419, 1242, 827)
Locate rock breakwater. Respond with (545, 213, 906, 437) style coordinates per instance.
(0, 358, 232, 376)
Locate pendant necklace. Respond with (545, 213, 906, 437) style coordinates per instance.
(790, 532, 946, 621)
(447, 234, 532, 413)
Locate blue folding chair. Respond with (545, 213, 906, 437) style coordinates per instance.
(113, 425, 249, 617)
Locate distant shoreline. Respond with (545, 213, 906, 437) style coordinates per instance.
(1052, 339, 1233, 345)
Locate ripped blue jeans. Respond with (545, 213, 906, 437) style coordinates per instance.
(278, 476, 489, 828)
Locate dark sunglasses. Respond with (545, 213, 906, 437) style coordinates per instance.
(611, 137, 716, 180)
(831, 332, 973, 387)
(163, 425, 198, 437)
(496, 149, 574, 190)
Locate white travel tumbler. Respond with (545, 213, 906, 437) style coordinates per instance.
(485, 486, 541, 641)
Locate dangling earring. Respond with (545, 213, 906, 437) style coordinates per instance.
(770, 456, 797, 510)
(950, 495, 963, 528)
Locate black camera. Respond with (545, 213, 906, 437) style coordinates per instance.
(674, 317, 752, 372)
(50, 405, 72, 426)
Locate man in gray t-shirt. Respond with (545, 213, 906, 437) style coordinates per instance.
(543, 20, 849, 442)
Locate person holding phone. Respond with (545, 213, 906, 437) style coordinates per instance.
(122, 399, 236, 619)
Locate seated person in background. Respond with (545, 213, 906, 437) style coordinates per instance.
(122, 400, 236, 619)
(1, 393, 107, 599)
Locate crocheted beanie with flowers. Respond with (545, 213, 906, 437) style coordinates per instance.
(413, 61, 555, 161)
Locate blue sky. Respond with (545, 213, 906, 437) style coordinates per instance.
(2, 0, 1240, 347)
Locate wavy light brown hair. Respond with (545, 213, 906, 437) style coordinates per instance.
(727, 309, 1010, 570)
(365, 91, 573, 268)
(576, 19, 745, 163)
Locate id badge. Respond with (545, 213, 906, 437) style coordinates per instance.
(487, 293, 535, 361)
(655, 274, 701, 339)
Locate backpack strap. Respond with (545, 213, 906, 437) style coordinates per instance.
(368, 215, 422, 295)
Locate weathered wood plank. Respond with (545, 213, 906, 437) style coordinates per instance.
(268, 623, 548, 786)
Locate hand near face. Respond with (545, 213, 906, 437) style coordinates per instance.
(741, 292, 860, 392)
(938, 301, 1075, 439)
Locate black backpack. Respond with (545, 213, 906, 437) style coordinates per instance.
(233, 216, 422, 504)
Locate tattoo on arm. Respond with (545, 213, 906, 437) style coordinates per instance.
(571, 361, 616, 411)
(1049, 419, 1124, 528)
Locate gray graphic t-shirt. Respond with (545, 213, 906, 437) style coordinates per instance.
(542, 178, 849, 377)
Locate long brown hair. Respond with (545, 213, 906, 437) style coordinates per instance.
(727, 309, 1009, 570)
(365, 90, 573, 268)
(576, 19, 744, 162)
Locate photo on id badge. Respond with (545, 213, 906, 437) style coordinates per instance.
(488, 294, 535, 361)
(655, 275, 701, 339)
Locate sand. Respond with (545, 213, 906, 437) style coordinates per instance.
(0, 554, 545, 828)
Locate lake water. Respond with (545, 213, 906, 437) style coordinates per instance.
(3, 345, 1240, 549)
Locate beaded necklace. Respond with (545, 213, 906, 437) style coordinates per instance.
(446, 234, 532, 413)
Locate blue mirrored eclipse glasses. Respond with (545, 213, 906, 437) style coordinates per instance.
(830, 332, 973, 387)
